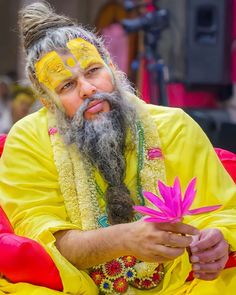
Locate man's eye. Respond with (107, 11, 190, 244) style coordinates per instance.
(87, 67, 100, 75)
(61, 81, 75, 91)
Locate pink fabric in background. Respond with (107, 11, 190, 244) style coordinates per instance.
(102, 23, 129, 73)
(140, 58, 151, 103)
(167, 83, 217, 108)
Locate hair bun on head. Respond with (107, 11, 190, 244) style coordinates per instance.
(19, 1, 75, 51)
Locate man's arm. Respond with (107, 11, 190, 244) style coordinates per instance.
(55, 220, 198, 269)
(155, 107, 236, 281)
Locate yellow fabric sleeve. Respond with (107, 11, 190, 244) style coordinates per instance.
(133, 105, 236, 295)
(0, 108, 98, 295)
(152, 106, 236, 250)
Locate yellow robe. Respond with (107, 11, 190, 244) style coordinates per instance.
(0, 102, 236, 294)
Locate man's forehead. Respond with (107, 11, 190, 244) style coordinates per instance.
(37, 37, 104, 70)
(35, 37, 105, 92)
(67, 38, 101, 63)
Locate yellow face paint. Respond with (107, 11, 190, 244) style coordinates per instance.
(35, 38, 106, 94)
(66, 57, 77, 67)
(35, 51, 72, 92)
(67, 37, 105, 70)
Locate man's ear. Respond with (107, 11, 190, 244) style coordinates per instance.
(108, 61, 116, 71)
(106, 61, 116, 85)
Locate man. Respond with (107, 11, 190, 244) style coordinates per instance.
(0, 2, 235, 294)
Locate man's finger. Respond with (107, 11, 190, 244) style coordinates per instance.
(192, 256, 228, 273)
(194, 271, 221, 281)
(191, 228, 223, 252)
(156, 231, 193, 248)
(190, 240, 228, 263)
(155, 222, 199, 236)
(154, 244, 185, 260)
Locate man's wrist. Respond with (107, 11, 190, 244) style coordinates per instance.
(108, 223, 133, 256)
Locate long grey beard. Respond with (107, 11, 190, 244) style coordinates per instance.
(56, 91, 137, 224)
(74, 109, 126, 184)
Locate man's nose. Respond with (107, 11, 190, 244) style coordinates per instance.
(78, 77, 96, 99)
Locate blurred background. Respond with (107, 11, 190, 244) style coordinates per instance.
(0, 0, 236, 152)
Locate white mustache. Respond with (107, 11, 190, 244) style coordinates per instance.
(73, 91, 121, 128)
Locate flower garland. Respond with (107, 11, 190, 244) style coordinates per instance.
(47, 93, 167, 294)
(90, 257, 164, 294)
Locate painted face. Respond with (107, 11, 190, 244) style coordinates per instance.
(35, 38, 114, 118)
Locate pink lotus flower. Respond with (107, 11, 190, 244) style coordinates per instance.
(134, 177, 221, 223)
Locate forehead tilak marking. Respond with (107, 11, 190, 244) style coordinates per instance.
(35, 37, 106, 93)
(56, 49, 78, 70)
(67, 38, 105, 70)
(35, 51, 73, 92)
(66, 57, 77, 67)
(67, 33, 104, 59)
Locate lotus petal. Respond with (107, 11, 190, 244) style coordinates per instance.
(157, 180, 173, 209)
(143, 191, 173, 215)
(133, 206, 164, 218)
(144, 216, 181, 223)
(171, 177, 182, 217)
(187, 205, 221, 215)
(182, 178, 197, 214)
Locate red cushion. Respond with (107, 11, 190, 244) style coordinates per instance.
(215, 148, 236, 183)
(0, 208, 63, 290)
(0, 134, 7, 157)
(0, 135, 63, 290)
(0, 233, 63, 290)
(0, 207, 14, 234)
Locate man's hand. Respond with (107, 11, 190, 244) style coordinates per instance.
(190, 228, 229, 281)
(125, 221, 199, 263)
(55, 221, 199, 269)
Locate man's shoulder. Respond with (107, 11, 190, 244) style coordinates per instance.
(140, 104, 199, 149)
(6, 108, 49, 151)
(142, 104, 188, 128)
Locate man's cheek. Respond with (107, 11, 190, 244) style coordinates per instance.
(47, 91, 65, 112)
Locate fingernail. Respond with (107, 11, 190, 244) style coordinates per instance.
(192, 264, 200, 271)
(191, 247, 198, 253)
(191, 256, 199, 263)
